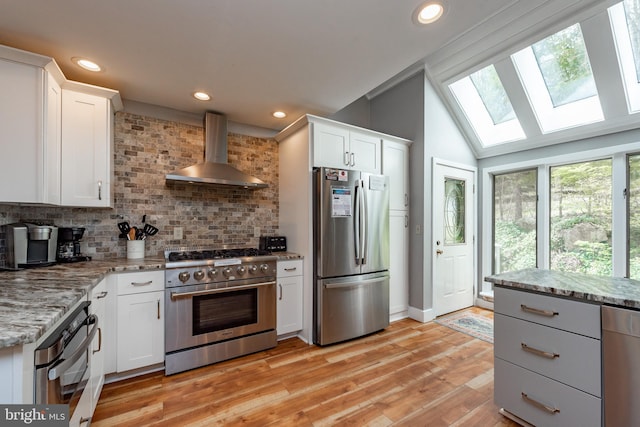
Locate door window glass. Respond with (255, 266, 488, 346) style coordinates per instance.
(493, 169, 538, 273)
(444, 178, 466, 244)
(550, 159, 612, 275)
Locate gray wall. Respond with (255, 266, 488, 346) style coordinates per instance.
(333, 70, 477, 316)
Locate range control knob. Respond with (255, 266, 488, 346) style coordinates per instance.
(260, 264, 270, 273)
(223, 267, 233, 278)
(178, 272, 190, 283)
(208, 268, 218, 279)
(193, 270, 205, 281)
(236, 265, 246, 276)
(248, 265, 258, 274)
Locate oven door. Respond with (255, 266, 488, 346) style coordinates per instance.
(165, 279, 276, 353)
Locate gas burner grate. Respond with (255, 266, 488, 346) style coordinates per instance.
(166, 247, 271, 262)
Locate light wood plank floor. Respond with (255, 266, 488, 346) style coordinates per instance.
(92, 307, 518, 426)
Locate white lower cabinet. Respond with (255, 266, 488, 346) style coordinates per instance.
(115, 271, 165, 372)
(276, 259, 303, 336)
(494, 286, 602, 426)
(389, 211, 409, 320)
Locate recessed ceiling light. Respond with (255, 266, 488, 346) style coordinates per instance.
(414, 2, 444, 24)
(193, 92, 211, 101)
(272, 111, 287, 119)
(72, 57, 102, 72)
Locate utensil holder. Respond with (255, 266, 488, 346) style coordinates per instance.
(127, 240, 145, 259)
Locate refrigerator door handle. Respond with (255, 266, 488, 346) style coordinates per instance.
(360, 179, 367, 265)
(354, 181, 361, 264)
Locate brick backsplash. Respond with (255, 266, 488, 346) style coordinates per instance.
(0, 111, 279, 266)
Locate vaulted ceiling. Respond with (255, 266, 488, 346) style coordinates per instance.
(0, 0, 614, 139)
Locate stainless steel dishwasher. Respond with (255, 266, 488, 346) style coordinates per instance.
(602, 305, 640, 426)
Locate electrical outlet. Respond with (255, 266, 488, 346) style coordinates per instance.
(254, 226, 260, 237)
(174, 227, 183, 240)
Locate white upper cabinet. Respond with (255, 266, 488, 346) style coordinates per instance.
(0, 48, 64, 204)
(0, 44, 121, 207)
(313, 121, 381, 174)
(382, 140, 409, 211)
(61, 88, 113, 207)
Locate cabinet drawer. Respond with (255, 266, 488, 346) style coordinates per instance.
(494, 286, 600, 339)
(495, 358, 601, 427)
(277, 260, 303, 278)
(495, 313, 601, 397)
(115, 270, 164, 295)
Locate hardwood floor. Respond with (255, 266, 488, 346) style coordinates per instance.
(92, 308, 518, 426)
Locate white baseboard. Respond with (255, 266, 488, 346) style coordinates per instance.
(408, 306, 436, 323)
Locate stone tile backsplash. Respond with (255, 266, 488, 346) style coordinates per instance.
(0, 111, 279, 266)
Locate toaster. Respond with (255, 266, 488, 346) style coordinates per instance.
(259, 236, 287, 252)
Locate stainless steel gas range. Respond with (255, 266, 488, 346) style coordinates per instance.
(164, 247, 278, 375)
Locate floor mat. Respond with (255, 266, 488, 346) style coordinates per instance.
(435, 310, 494, 343)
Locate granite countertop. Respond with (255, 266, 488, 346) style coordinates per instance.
(485, 268, 640, 309)
(0, 258, 165, 349)
(0, 252, 303, 350)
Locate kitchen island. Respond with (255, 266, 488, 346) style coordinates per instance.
(486, 268, 640, 427)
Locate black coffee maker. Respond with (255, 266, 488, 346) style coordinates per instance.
(57, 227, 91, 263)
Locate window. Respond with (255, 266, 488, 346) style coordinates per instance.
(449, 65, 525, 147)
(444, 178, 466, 244)
(493, 170, 537, 273)
(549, 159, 612, 275)
(610, 0, 640, 112)
(512, 24, 604, 133)
(628, 153, 640, 278)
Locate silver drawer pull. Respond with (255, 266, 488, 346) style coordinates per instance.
(284, 267, 297, 272)
(521, 342, 559, 359)
(131, 280, 153, 286)
(520, 304, 558, 317)
(521, 392, 560, 414)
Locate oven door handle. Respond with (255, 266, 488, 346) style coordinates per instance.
(48, 314, 98, 381)
(170, 281, 276, 300)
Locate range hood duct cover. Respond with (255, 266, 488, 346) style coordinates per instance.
(165, 112, 268, 189)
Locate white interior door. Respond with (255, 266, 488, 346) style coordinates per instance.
(433, 161, 475, 316)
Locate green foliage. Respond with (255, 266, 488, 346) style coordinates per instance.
(552, 241, 612, 276)
(494, 221, 536, 272)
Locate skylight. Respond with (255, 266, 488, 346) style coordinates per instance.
(610, 0, 640, 113)
(512, 23, 604, 133)
(449, 65, 525, 146)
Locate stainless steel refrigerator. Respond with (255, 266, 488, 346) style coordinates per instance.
(313, 167, 390, 346)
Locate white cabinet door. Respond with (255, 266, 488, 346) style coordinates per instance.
(389, 211, 409, 319)
(313, 123, 350, 169)
(116, 291, 164, 372)
(0, 59, 44, 203)
(89, 279, 108, 412)
(382, 140, 409, 211)
(61, 90, 111, 207)
(277, 260, 303, 335)
(44, 72, 61, 205)
(350, 131, 381, 174)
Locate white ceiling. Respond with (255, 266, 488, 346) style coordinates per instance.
(0, 0, 593, 131)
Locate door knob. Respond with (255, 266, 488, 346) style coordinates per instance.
(436, 249, 444, 255)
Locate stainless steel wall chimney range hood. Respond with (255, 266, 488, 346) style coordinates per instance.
(165, 112, 268, 189)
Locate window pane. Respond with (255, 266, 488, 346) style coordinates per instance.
(623, 0, 640, 82)
(469, 65, 516, 125)
(444, 178, 465, 244)
(550, 159, 612, 275)
(493, 170, 537, 273)
(628, 154, 640, 278)
(531, 24, 598, 107)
